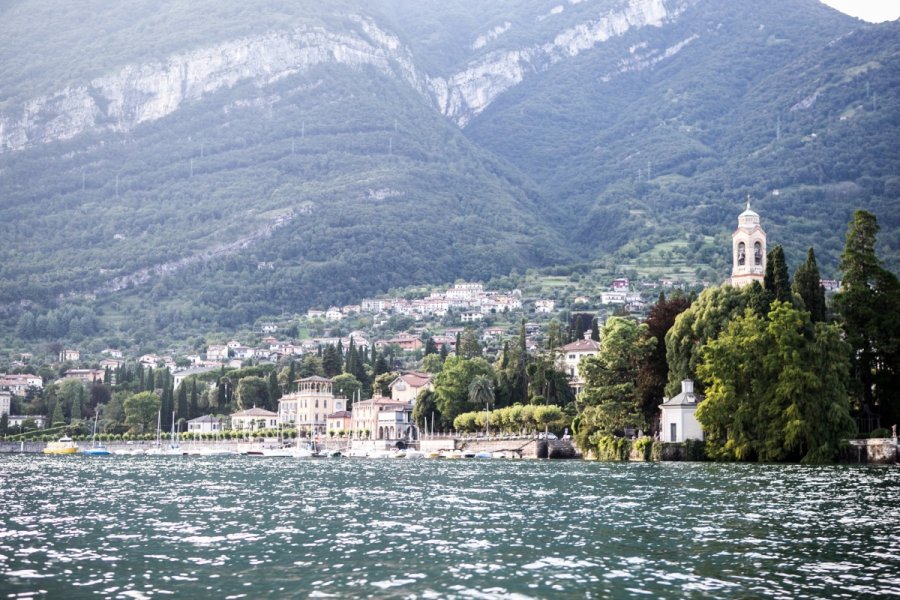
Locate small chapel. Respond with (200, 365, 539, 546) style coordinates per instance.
(728, 198, 767, 288)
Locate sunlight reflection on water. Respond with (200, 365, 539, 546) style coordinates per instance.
(1, 456, 898, 598)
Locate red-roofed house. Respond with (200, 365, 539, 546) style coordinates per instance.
(389, 372, 434, 404)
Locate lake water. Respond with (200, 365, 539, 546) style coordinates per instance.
(1, 456, 898, 599)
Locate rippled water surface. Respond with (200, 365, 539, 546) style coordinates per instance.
(1, 456, 899, 599)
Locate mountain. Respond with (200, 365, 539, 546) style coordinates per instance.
(0, 0, 897, 350)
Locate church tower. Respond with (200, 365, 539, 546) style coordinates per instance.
(729, 198, 766, 288)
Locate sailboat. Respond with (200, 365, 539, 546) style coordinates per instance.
(81, 408, 113, 456)
(146, 411, 182, 455)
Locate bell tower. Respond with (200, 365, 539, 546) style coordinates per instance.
(729, 197, 766, 288)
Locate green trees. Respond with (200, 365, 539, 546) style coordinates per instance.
(468, 374, 494, 410)
(124, 391, 161, 434)
(576, 317, 654, 446)
(665, 285, 751, 396)
(433, 356, 495, 426)
(458, 327, 483, 359)
(332, 373, 361, 401)
(764, 245, 791, 304)
(413, 388, 442, 432)
(697, 303, 855, 462)
(637, 292, 690, 432)
(833, 210, 900, 428)
(236, 376, 270, 410)
(792, 248, 827, 322)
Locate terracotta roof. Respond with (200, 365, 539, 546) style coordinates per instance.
(560, 339, 600, 352)
(327, 411, 352, 418)
(392, 372, 433, 388)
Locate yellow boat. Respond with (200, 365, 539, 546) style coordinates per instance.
(43, 436, 78, 455)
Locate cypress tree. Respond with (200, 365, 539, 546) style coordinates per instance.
(573, 315, 586, 341)
(190, 379, 200, 418)
(591, 317, 601, 342)
(764, 245, 791, 303)
(345, 337, 357, 374)
(322, 344, 342, 377)
(267, 370, 281, 404)
(51, 400, 65, 425)
(71, 386, 84, 421)
(834, 210, 900, 427)
(793, 247, 827, 322)
(176, 383, 188, 421)
(455, 332, 461, 356)
(146, 367, 155, 392)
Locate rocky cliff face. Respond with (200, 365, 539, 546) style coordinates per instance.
(0, 0, 697, 149)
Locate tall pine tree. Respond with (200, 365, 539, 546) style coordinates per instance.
(834, 210, 900, 429)
(793, 247, 827, 322)
(764, 245, 791, 303)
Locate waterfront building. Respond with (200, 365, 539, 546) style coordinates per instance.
(0, 391, 9, 417)
(350, 395, 415, 441)
(187, 414, 225, 434)
(659, 380, 704, 442)
(278, 376, 346, 435)
(729, 199, 767, 288)
(388, 372, 434, 404)
(326, 410, 352, 435)
(230, 406, 278, 431)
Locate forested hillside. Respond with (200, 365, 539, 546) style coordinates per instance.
(0, 0, 897, 350)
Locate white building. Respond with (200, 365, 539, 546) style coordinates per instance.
(557, 338, 600, 394)
(659, 380, 705, 443)
(600, 292, 627, 305)
(187, 415, 225, 434)
(206, 344, 229, 361)
(0, 391, 10, 417)
(230, 407, 279, 431)
(535, 299, 555, 313)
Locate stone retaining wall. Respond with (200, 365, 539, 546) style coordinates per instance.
(848, 438, 898, 464)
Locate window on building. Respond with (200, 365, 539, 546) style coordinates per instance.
(670, 423, 677, 443)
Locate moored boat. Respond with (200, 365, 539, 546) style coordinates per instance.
(43, 436, 78, 455)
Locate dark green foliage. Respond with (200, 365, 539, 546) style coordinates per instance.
(176, 384, 188, 422)
(697, 303, 855, 463)
(665, 285, 753, 396)
(458, 328, 482, 359)
(793, 248, 827, 322)
(592, 435, 631, 462)
(764, 245, 792, 304)
(321, 345, 342, 378)
(834, 211, 900, 429)
(637, 292, 690, 432)
(412, 389, 441, 433)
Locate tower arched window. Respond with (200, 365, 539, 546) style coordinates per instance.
(754, 242, 762, 266)
(737, 242, 746, 266)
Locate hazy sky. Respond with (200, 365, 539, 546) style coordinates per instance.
(820, 0, 900, 22)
